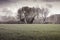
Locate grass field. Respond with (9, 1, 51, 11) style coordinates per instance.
(0, 24, 60, 40)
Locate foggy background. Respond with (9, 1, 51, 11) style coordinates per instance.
(0, 0, 60, 23)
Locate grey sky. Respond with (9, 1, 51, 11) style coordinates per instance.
(0, 0, 60, 3)
(0, 0, 60, 17)
(41, 0, 60, 2)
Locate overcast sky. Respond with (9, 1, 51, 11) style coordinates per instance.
(0, 0, 60, 17)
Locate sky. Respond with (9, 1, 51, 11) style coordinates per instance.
(0, 0, 60, 17)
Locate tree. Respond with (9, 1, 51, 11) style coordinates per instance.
(18, 6, 37, 24)
(41, 8, 49, 23)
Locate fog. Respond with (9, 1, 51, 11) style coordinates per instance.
(0, 0, 60, 22)
(0, 0, 60, 16)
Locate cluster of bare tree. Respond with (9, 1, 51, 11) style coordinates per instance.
(17, 6, 49, 24)
(0, 6, 60, 24)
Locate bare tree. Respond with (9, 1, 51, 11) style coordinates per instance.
(18, 6, 37, 24)
(41, 8, 49, 23)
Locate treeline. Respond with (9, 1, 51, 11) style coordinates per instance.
(0, 6, 60, 24)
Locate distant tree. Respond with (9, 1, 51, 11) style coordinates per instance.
(18, 6, 37, 24)
(18, 7, 26, 24)
(41, 8, 49, 23)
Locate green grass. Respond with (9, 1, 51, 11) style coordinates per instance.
(0, 24, 60, 40)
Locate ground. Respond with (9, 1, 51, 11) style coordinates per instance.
(0, 24, 60, 40)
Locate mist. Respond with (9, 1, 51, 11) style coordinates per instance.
(0, 0, 60, 23)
